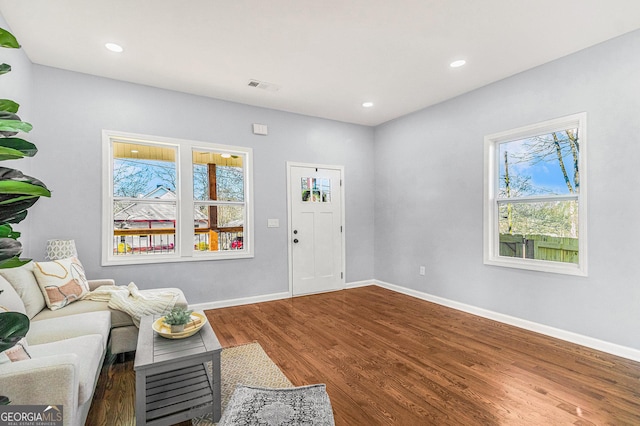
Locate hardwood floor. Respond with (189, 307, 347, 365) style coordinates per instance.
(207, 286, 640, 425)
(87, 285, 640, 425)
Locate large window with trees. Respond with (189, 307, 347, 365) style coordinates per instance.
(483, 113, 587, 276)
(102, 130, 253, 265)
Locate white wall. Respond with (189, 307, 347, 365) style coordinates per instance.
(28, 66, 375, 303)
(374, 30, 640, 350)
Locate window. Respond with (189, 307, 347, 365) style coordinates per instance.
(301, 177, 331, 202)
(483, 113, 587, 276)
(102, 130, 253, 265)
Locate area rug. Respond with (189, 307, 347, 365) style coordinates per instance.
(218, 384, 335, 426)
(192, 342, 293, 425)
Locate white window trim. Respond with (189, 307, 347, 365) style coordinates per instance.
(483, 113, 588, 276)
(101, 130, 254, 266)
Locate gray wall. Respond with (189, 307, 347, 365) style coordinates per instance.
(27, 66, 375, 303)
(374, 30, 640, 350)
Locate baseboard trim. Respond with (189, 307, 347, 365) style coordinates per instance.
(190, 280, 374, 311)
(345, 279, 375, 289)
(374, 280, 640, 363)
(189, 291, 291, 311)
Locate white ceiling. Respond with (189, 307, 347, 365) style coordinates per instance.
(1, 1, 640, 126)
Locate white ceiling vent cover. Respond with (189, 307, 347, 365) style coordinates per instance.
(247, 79, 281, 92)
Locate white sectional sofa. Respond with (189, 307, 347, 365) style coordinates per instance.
(0, 262, 188, 426)
(0, 262, 188, 354)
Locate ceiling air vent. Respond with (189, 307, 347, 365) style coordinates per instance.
(247, 79, 281, 92)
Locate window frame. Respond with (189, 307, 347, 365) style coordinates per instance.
(102, 130, 254, 266)
(483, 113, 588, 276)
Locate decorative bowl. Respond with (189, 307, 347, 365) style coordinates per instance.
(152, 312, 207, 339)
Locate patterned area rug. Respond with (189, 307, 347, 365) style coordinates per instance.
(218, 384, 335, 426)
(192, 342, 294, 425)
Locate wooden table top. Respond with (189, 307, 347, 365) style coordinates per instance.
(134, 311, 221, 370)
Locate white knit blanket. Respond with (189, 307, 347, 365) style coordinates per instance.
(84, 282, 179, 327)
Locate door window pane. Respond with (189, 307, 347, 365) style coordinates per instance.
(301, 177, 331, 202)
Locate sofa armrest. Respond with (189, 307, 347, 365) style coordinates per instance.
(88, 278, 115, 291)
(0, 354, 79, 423)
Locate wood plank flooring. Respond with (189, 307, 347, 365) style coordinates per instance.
(206, 286, 640, 425)
(87, 285, 640, 425)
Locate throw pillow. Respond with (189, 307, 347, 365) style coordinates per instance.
(0, 275, 27, 315)
(33, 257, 90, 311)
(0, 337, 31, 364)
(0, 262, 46, 319)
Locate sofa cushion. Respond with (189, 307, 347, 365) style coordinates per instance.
(0, 275, 27, 315)
(0, 263, 46, 319)
(28, 334, 105, 405)
(31, 299, 134, 328)
(33, 257, 90, 310)
(27, 311, 111, 350)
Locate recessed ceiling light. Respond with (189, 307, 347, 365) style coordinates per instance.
(105, 42, 124, 53)
(130, 149, 139, 153)
(221, 153, 232, 158)
(450, 59, 466, 68)
(362, 102, 374, 108)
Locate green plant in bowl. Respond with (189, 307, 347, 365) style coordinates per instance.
(163, 307, 193, 333)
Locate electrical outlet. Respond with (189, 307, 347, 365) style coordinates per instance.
(419, 266, 426, 276)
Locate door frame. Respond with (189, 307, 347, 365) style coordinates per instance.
(286, 161, 346, 296)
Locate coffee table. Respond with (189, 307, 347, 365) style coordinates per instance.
(134, 312, 222, 426)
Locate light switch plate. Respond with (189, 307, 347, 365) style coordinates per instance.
(253, 123, 268, 135)
(267, 218, 279, 228)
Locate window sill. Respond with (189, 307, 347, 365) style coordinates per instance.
(102, 251, 254, 266)
(484, 256, 587, 277)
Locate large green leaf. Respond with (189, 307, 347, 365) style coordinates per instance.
(0, 197, 37, 223)
(0, 256, 30, 269)
(0, 207, 28, 224)
(0, 238, 22, 261)
(0, 119, 32, 134)
(0, 64, 10, 75)
(0, 145, 27, 160)
(0, 28, 20, 49)
(0, 311, 29, 353)
(0, 168, 50, 200)
(0, 138, 37, 157)
(0, 180, 51, 197)
(0, 194, 41, 205)
(0, 224, 20, 239)
(0, 99, 19, 114)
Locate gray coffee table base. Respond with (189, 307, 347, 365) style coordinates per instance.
(135, 313, 222, 426)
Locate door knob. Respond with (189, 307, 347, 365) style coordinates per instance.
(293, 239, 299, 243)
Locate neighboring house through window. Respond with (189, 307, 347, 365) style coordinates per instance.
(483, 113, 587, 276)
(102, 130, 254, 265)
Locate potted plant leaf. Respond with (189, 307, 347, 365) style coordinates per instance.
(0, 26, 49, 405)
(0, 27, 51, 269)
(0, 298, 30, 405)
(163, 307, 193, 333)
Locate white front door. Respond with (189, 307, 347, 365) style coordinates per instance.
(288, 163, 344, 296)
